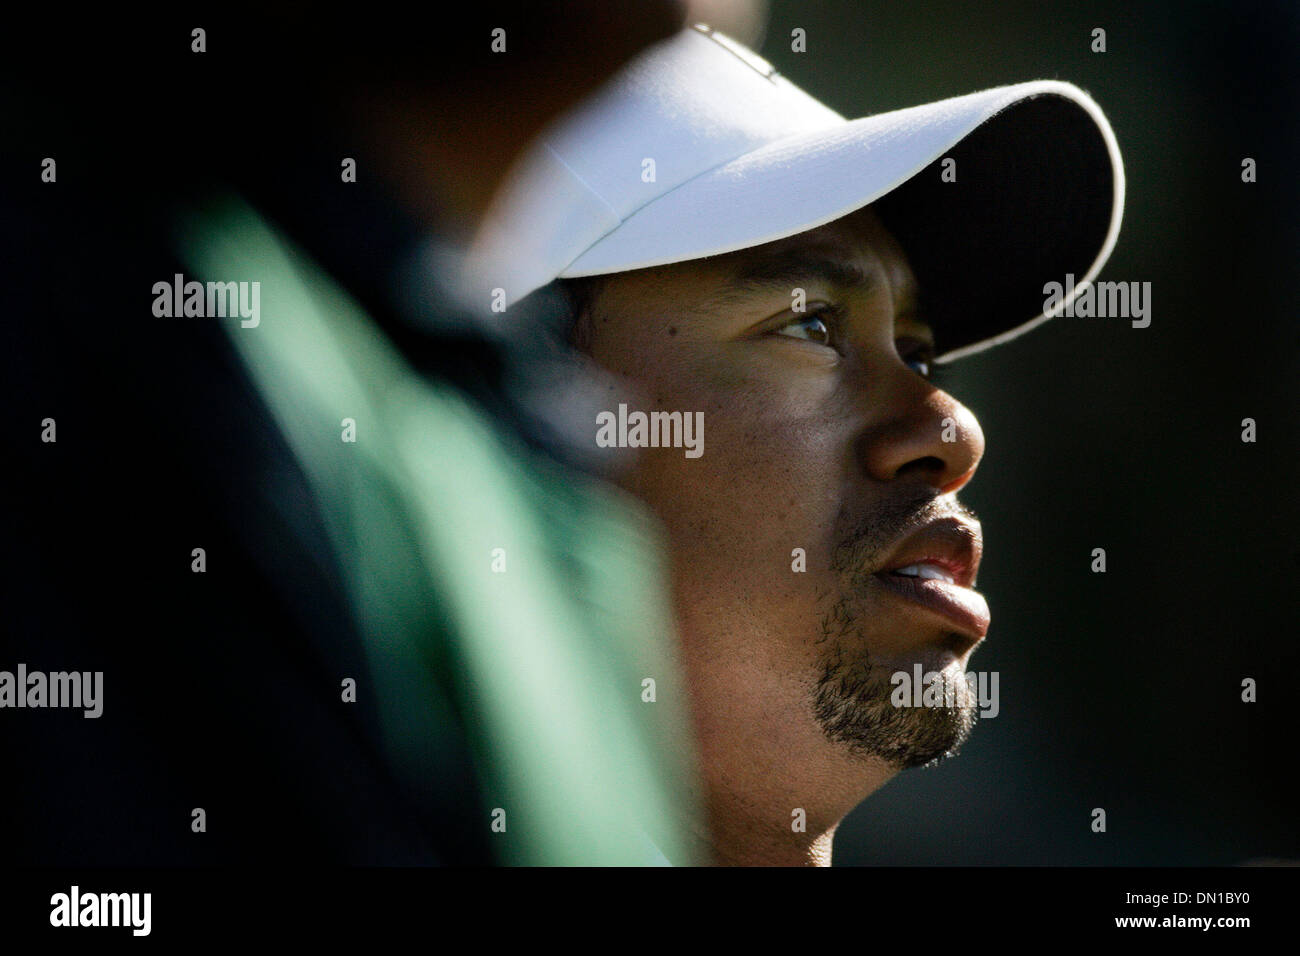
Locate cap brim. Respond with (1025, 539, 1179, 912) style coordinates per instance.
(559, 80, 1124, 362)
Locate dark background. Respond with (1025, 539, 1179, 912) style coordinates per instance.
(748, 0, 1298, 864)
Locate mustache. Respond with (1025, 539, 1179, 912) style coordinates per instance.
(831, 491, 979, 578)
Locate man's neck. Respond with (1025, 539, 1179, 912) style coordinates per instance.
(703, 812, 838, 867)
(675, 649, 899, 866)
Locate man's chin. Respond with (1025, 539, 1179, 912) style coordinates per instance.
(885, 702, 979, 770)
(811, 645, 981, 769)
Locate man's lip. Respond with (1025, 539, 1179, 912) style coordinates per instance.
(871, 571, 990, 641)
(878, 516, 982, 588)
(871, 514, 988, 640)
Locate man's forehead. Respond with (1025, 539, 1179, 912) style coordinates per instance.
(696, 208, 918, 307)
(589, 205, 919, 317)
(650, 208, 915, 295)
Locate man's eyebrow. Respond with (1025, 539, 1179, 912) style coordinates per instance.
(699, 248, 878, 311)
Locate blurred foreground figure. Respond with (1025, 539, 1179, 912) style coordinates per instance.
(3, 4, 705, 865)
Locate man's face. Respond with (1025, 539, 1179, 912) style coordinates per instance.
(577, 206, 989, 843)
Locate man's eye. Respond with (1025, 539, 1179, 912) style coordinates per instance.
(773, 306, 840, 347)
(898, 342, 935, 380)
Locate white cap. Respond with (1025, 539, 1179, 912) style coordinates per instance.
(465, 24, 1125, 362)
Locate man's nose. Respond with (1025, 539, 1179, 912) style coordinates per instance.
(856, 377, 985, 495)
